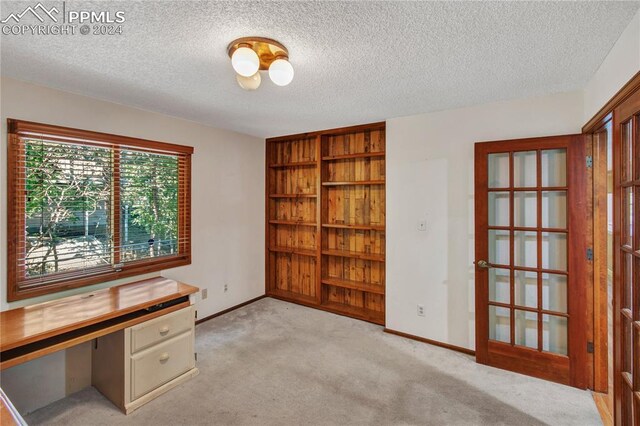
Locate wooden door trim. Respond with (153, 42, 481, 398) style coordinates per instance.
(612, 96, 624, 426)
(591, 124, 611, 393)
(583, 71, 640, 134)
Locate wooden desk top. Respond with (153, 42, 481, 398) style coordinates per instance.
(0, 277, 198, 352)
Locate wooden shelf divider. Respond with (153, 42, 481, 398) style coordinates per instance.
(322, 223, 385, 231)
(322, 152, 385, 161)
(269, 161, 317, 168)
(322, 180, 385, 186)
(269, 194, 317, 198)
(322, 249, 385, 262)
(269, 246, 317, 257)
(268, 220, 317, 227)
(322, 277, 385, 295)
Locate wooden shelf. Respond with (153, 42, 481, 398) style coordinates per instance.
(322, 249, 384, 262)
(322, 223, 385, 231)
(269, 194, 317, 198)
(322, 277, 385, 295)
(269, 289, 318, 306)
(269, 161, 317, 168)
(322, 180, 385, 186)
(269, 220, 317, 227)
(322, 152, 385, 161)
(269, 246, 317, 257)
(321, 301, 385, 325)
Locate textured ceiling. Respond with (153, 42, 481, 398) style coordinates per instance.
(1, 1, 639, 138)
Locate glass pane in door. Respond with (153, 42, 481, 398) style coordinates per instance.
(623, 253, 633, 310)
(513, 151, 537, 187)
(542, 232, 567, 271)
(542, 314, 568, 355)
(489, 268, 511, 304)
(623, 187, 634, 247)
(541, 149, 567, 187)
(488, 153, 510, 188)
(514, 191, 537, 227)
(489, 230, 510, 266)
(542, 273, 567, 313)
(489, 306, 510, 343)
(515, 310, 538, 349)
(489, 192, 510, 226)
(514, 270, 537, 308)
(542, 191, 567, 229)
(622, 120, 633, 182)
(623, 318, 633, 372)
(514, 231, 537, 268)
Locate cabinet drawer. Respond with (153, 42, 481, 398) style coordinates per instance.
(130, 331, 194, 400)
(130, 307, 193, 353)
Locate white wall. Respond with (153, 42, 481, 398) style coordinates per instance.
(584, 9, 640, 122)
(386, 91, 584, 350)
(0, 77, 265, 412)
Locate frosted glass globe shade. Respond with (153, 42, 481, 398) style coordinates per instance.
(231, 47, 260, 77)
(236, 72, 261, 90)
(268, 58, 294, 86)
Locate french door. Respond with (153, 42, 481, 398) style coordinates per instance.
(475, 135, 589, 388)
(613, 88, 640, 425)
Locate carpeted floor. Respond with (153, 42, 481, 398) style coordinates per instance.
(26, 298, 601, 425)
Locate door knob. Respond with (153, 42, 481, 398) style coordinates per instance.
(476, 260, 491, 269)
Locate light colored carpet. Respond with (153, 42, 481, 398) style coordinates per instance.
(26, 298, 602, 425)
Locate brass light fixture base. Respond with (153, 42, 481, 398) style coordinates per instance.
(227, 37, 289, 71)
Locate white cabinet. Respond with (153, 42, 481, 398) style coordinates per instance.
(92, 306, 199, 414)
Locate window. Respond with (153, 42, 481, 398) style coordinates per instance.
(7, 119, 193, 301)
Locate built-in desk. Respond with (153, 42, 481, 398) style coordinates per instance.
(0, 277, 200, 414)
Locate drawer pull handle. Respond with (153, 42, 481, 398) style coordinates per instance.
(159, 352, 170, 362)
(159, 326, 170, 334)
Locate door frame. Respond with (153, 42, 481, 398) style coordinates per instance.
(590, 122, 612, 394)
(474, 134, 589, 389)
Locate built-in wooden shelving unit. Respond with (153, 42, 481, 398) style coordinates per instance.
(266, 136, 320, 303)
(266, 122, 385, 325)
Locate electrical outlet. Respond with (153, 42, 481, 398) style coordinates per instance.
(223, 284, 228, 293)
(201, 289, 208, 300)
(417, 304, 425, 316)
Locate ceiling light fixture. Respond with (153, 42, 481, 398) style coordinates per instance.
(227, 37, 294, 90)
